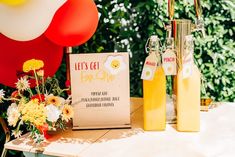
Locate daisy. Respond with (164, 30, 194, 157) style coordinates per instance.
(7, 103, 20, 127)
(12, 130, 22, 138)
(15, 77, 30, 91)
(61, 104, 74, 122)
(45, 94, 64, 106)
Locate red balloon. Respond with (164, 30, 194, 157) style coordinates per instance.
(45, 0, 99, 46)
(0, 34, 64, 88)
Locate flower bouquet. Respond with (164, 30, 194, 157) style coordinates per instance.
(0, 59, 73, 143)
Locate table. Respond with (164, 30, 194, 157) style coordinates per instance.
(4, 98, 235, 157)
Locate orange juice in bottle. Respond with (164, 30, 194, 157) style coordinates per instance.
(142, 36, 166, 131)
(176, 64, 200, 131)
(171, 19, 201, 131)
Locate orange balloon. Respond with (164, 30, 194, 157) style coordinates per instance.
(45, 0, 99, 46)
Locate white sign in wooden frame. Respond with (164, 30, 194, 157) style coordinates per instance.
(70, 52, 131, 129)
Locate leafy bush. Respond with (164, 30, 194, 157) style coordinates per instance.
(193, 0, 235, 101)
(77, 0, 235, 101)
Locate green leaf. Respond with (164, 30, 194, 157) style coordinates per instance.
(156, 29, 163, 36)
(207, 82, 215, 90)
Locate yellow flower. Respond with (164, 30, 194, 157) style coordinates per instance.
(18, 98, 27, 112)
(45, 94, 64, 106)
(23, 59, 44, 73)
(61, 104, 74, 122)
(21, 100, 47, 126)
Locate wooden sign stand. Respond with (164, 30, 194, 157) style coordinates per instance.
(67, 52, 131, 130)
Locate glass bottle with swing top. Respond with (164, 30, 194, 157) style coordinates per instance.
(142, 35, 166, 131)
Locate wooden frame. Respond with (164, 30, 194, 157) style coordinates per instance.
(0, 117, 10, 157)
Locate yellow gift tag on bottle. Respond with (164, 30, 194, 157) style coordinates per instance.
(162, 49, 177, 76)
(141, 52, 159, 80)
(182, 35, 194, 79)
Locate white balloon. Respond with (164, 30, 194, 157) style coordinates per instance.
(0, 0, 67, 41)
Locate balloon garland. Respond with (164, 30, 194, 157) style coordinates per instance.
(0, 0, 99, 87)
(45, 0, 99, 46)
(0, 0, 66, 41)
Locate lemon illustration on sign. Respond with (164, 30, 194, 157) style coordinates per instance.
(104, 55, 126, 75)
(111, 59, 120, 69)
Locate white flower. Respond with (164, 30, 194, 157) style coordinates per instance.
(15, 77, 30, 91)
(0, 89, 5, 101)
(46, 104, 61, 122)
(104, 55, 126, 75)
(12, 130, 22, 138)
(7, 103, 20, 127)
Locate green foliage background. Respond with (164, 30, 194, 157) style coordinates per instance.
(1, 0, 235, 156)
(76, 0, 235, 101)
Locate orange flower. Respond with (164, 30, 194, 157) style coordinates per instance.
(37, 123, 50, 139)
(45, 94, 64, 106)
(31, 94, 45, 103)
(11, 90, 20, 102)
(62, 104, 74, 122)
